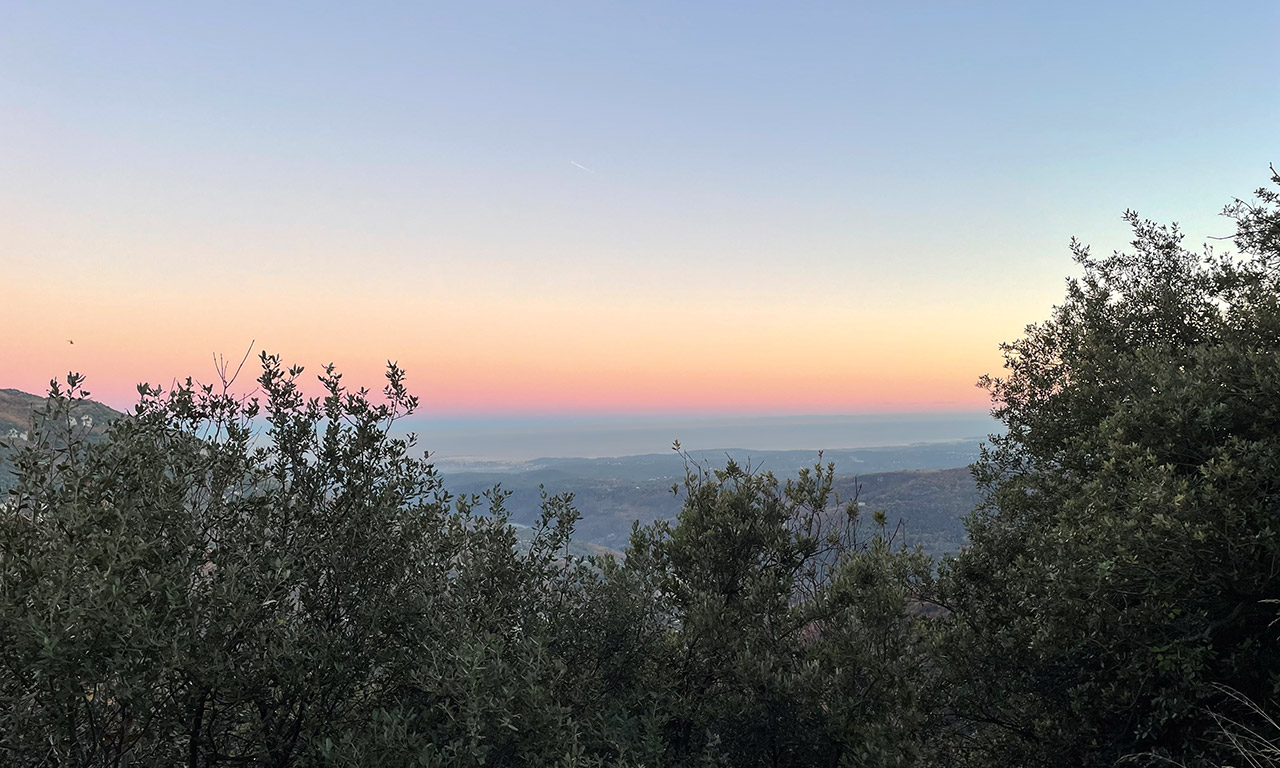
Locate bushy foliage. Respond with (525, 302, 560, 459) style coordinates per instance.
(0, 359, 931, 767)
(934, 168, 1280, 767)
(0, 357, 455, 764)
(635, 454, 934, 767)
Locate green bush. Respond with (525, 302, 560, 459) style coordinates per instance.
(934, 169, 1280, 767)
(0, 359, 930, 767)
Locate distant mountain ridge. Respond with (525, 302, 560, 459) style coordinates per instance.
(1, 388, 982, 558)
(0, 388, 124, 440)
(442, 443, 983, 559)
(433, 441, 982, 478)
(1, 388, 126, 494)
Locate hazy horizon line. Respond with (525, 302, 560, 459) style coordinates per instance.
(400, 408, 994, 431)
(400, 411, 1000, 462)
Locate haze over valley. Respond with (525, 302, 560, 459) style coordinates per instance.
(1, 388, 987, 559)
(415, 410, 997, 466)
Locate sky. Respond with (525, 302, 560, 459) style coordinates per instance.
(2, 2, 1278, 422)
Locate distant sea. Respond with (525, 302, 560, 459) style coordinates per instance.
(397, 412, 999, 464)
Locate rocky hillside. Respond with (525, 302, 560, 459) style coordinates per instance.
(0, 388, 125, 493)
(0, 388, 123, 440)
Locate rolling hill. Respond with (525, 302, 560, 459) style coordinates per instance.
(442, 445, 983, 559)
(0, 388, 125, 494)
(1, 388, 983, 558)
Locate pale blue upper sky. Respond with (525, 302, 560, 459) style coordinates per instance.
(2, 2, 1278, 418)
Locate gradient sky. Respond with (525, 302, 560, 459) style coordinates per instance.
(2, 2, 1277, 417)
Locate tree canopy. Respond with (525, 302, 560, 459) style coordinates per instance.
(936, 167, 1280, 767)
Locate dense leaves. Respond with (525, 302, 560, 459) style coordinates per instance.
(936, 169, 1280, 767)
(1, 358, 455, 765)
(0, 360, 929, 767)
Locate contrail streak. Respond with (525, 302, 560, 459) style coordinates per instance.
(569, 160, 596, 174)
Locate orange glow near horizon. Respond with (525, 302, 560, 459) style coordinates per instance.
(2, 3, 1274, 424)
(1, 261, 1011, 417)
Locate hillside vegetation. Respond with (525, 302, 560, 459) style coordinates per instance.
(1, 170, 1278, 767)
(445, 449, 980, 557)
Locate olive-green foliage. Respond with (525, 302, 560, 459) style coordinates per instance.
(0, 357, 458, 766)
(934, 170, 1280, 767)
(634, 454, 935, 767)
(0, 357, 615, 766)
(0, 358, 933, 767)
